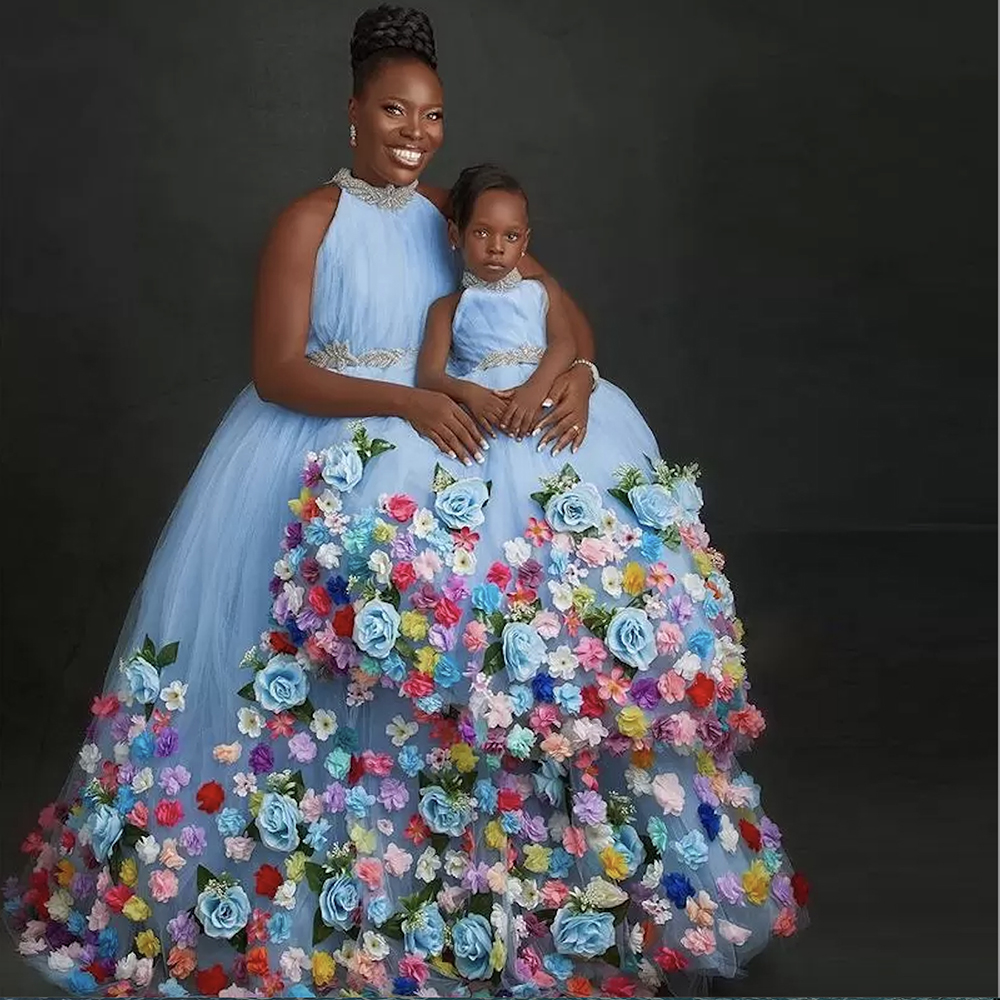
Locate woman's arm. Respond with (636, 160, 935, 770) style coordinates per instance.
(251, 187, 484, 462)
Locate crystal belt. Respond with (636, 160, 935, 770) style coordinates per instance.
(306, 341, 417, 372)
(468, 344, 545, 371)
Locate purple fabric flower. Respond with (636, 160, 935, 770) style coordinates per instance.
(605, 733, 631, 755)
(330, 637, 360, 672)
(668, 594, 694, 625)
(167, 910, 199, 948)
(288, 732, 317, 763)
(269, 575, 283, 598)
(428, 623, 456, 652)
(300, 556, 321, 585)
(458, 715, 476, 745)
(45, 921, 74, 949)
(692, 775, 720, 807)
(391, 532, 416, 561)
(323, 782, 346, 813)
(630, 677, 661, 710)
(462, 863, 490, 893)
(572, 789, 607, 825)
(521, 814, 548, 843)
(117, 762, 138, 786)
(442, 574, 470, 602)
(411, 583, 439, 611)
(71, 873, 95, 899)
(158, 765, 191, 796)
(154, 728, 179, 758)
(301, 461, 322, 488)
(517, 559, 544, 589)
(248, 743, 275, 775)
(650, 716, 673, 742)
(378, 778, 409, 811)
(760, 815, 783, 850)
(524, 912, 549, 938)
(715, 871, 745, 905)
(110, 714, 132, 742)
(179, 824, 207, 856)
(284, 522, 304, 551)
(296, 608, 323, 634)
(771, 873, 793, 906)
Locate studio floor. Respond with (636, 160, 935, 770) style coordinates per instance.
(1, 529, 996, 997)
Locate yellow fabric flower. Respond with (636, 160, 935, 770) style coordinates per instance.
(599, 846, 629, 881)
(372, 519, 397, 543)
(349, 824, 377, 855)
(312, 950, 336, 988)
(54, 859, 75, 888)
(119, 858, 138, 888)
(622, 561, 646, 596)
(572, 585, 596, 612)
(248, 790, 264, 817)
(484, 820, 507, 851)
(722, 660, 746, 686)
(742, 860, 771, 905)
(429, 956, 460, 979)
(450, 742, 478, 773)
(285, 852, 307, 883)
(522, 845, 552, 874)
(695, 750, 717, 777)
(490, 937, 506, 972)
(400, 611, 429, 641)
(135, 929, 161, 959)
(692, 550, 714, 578)
(733, 618, 745, 642)
(617, 706, 648, 739)
(414, 646, 439, 675)
(122, 895, 151, 922)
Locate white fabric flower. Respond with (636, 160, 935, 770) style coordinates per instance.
(273, 558, 294, 581)
(315, 541, 342, 570)
(641, 896, 673, 924)
(47, 947, 76, 973)
(652, 772, 686, 816)
(160, 680, 188, 712)
(368, 550, 391, 584)
(601, 566, 623, 597)
(415, 847, 441, 883)
(113, 741, 131, 764)
(444, 850, 470, 879)
(412, 508, 437, 538)
(682, 572, 706, 600)
(546, 645, 579, 680)
(641, 859, 664, 889)
(451, 548, 476, 575)
(273, 880, 297, 910)
(672, 651, 702, 681)
(135, 835, 160, 865)
(503, 537, 531, 567)
(78, 743, 100, 774)
(280, 947, 310, 983)
(547, 580, 574, 612)
(386, 715, 418, 746)
(237, 707, 264, 738)
(233, 772, 257, 797)
(310, 709, 338, 741)
(625, 766, 652, 796)
(115, 953, 138, 981)
(719, 814, 740, 853)
(362, 931, 390, 960)
(718, 920, 752, 945)
(582, 876, 628, 909)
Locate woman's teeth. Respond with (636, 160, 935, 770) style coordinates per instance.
(388, 147, 422, 167)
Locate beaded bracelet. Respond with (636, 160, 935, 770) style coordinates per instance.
(570, 357, 600, 392)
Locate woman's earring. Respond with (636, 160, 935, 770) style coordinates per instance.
(349, 123, 357, 147)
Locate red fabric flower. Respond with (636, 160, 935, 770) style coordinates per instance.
(791, 871, 811, 906)
(254, 864, 284, 899)
(400, 671, 435, 699)
(307, 585, 331, 617)
(738, 818, 762, 852)
(246, 946, 269, 977)
(580, 685, 605, 718)
(90, 694, 120, 718)
(433, 597, 461, 627)
(386, 494, 418, 522)
(452, 526, 480, 551)
(347, 754, 365, 786)
(404, 815, 430, 845)
(654, 946, 688, 972)
(686, 672, 716, 709)
(196, 781, 225, 814)
(602, 975, 637, 997)
(333, 605, 355, 637)
(485, 560, 512, 589)
(155, 799, 184, 827)
(391, 561, 417, 591)
(196, 964, 229, 996)
(269, 631, 297, 655)
(104, 883, 134, 913)
(497, 789, 523, 812)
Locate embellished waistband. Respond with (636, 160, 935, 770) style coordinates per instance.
(466, 343, 545, 371)
(306, 341, 417, 372)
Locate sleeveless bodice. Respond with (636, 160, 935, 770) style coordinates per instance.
(307, 184, 458, 378)
(449, 277, 549, 375)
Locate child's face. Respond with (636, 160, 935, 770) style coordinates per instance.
(452, 189, 530, 283)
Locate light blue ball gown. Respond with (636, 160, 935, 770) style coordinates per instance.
(3, 174, 808, 998)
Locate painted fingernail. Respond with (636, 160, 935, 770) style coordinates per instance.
(532, 426, 541, 436)
(475, 452, 484, 463)
(542, 399, 553, 408)
(537, 442, 544, 452)
(448, 451, 457, 459)
(481, 440, 489, 449)
(464, 458, 472, 466)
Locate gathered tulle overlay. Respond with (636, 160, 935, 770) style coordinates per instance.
(3, 181, 808, 999)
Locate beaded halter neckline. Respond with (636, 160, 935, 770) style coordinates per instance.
(331, 168, 418, 211)
(460, 267, 523, 292)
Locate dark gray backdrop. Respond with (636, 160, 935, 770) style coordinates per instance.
(1, 1, 997, 996)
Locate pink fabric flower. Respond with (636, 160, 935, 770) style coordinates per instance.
(562, 826, 587, 857)
(398, 955, 429, 986)
(383, 843, 413, 877)
(652, 772, 685, 816)
(148, 869, 179, 903)
(576, 537, 612, 566)
(287, 733, 317, 763)
(354, 858, 384, 891)
(462, 620, 489, 652)
(574, 636, 607, 671)
(655, 621, 685, 655)
(657, 670, 687, 703)
(680, 927, 716, 956)
(362, 751, 394, 776)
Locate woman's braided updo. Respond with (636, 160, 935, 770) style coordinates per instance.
(350, 5, 437, 95)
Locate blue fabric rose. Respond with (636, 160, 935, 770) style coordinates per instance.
(215, 808, 245, 838)
(122, 653, 159, 704)
(507, 683, 535, 715)
(267, 911, 292, 944)
(89, 804, 123, 862)
(451, 914, 493, 980)
(253, 654, 309, 713)
(662, 871, 695, 908)
(403, 902, 445, 958)
(474, 779, 498, 814)
(434, 477, 489, 529)
(195, 883, 251, 939)
(418, 786, 472, 836)
(353, 598, 400, 659)
(322, 442, 364, 492)
(606, 607, 657, 669)
(698, 803, 721, 841)
(318, 874, 361, 929)
(434, 655, 460, 688)
(472, 582, 502, 614)
(551, 908, 615, 958)
(542, 953, 574, 980)
(687, 629, 715, 660)
(502, 622, 547, 682)
(544, 482, 603, 534)
(66, 970, 98, 994)
(672, 479, 703, 517)
(397, 745, 422, 777)
(627, 483, 678, 529)
(614, 824, 647, 877)
(254, 792, 302, 853)
(367, 894, 391, 925)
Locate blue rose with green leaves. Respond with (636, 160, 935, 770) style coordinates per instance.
(545, 482, 602, 534)
(502, 621, 547, 682)
(322, 442, 363, 492)
(451, 914, 493, 980)
(121, 653, 159, 704)
(196, 883, 251, 939)
(253, 654, 309, 712)
(434, 478, 489, 529)
(318, 874, 360, 929)
(353, 599, 400, 659)
(606, 607, 657, 669)
(255, 792, 301, 853)
(551, 908, 615, 958)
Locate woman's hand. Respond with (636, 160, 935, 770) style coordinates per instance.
(534, 365, 593, 455)
(461, 383, 514, 440)
(402, 388, 486, 466)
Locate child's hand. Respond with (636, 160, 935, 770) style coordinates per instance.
(462, 383, 513, 439)
(499, 381, 550, 440)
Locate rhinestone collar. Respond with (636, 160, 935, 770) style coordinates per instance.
(461, 267, 523, 292)
(331, 168, 418, 211)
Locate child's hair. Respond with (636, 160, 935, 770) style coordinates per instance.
(448, 163, 529, 232)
